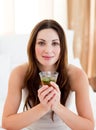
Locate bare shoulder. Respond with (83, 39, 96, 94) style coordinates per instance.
(67, 64, 89, 91)
(9, 63, 28, 89)
(11, 63, 28, 76)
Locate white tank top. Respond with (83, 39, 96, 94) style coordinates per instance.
(22, 90, 77, 130)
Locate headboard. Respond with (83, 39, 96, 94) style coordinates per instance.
(0, 34, 29, 67)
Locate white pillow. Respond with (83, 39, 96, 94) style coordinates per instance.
(0, 34, 28, 67)
(65, 29, 74, 64)
(0, 54, 11, 99)
(0, 54, 11, 125)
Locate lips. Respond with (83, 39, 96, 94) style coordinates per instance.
(42, 56, 53, 60)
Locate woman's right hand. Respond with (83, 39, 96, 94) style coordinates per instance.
(38, 85, 56, 112)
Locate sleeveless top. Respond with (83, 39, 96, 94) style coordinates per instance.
(21, 89, 77, 130)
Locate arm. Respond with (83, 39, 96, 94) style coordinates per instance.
(50, 67, 95, 130)
(2, 65, 48, 130)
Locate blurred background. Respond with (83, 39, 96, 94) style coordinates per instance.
(0, 0, 96, 77)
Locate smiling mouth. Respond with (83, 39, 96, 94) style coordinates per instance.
(43, 56, 53, 60)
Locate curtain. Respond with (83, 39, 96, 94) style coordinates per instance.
(0, 0, 15, 35)
(67, 0, 96, 78)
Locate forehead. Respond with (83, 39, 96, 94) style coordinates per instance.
(36, 28, 59, 40)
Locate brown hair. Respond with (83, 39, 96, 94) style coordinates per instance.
(24, 19, 71, 114)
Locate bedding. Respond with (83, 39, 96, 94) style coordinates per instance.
(0, 54, 11, 125)
(0, 34, 29, 126)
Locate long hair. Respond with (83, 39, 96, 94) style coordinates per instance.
(24, 19, 71, 113)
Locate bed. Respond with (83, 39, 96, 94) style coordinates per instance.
(0, 31, 96, 129)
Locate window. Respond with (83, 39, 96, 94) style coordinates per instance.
(14, 0, 39, 34)
(0, 0, 67, 34)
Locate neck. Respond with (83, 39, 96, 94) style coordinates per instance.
(39, 65, 56, 72)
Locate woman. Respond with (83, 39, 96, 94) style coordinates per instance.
(2, 19, 94, 130)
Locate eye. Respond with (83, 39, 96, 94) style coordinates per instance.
(52, 42, 60, 46)
(37, 41, 45, 46)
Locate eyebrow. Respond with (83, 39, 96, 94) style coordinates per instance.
(37, 39, 45, 41)
(52, 39, 59, 41)
(37, 39, 59, 41)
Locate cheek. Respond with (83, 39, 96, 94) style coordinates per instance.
(56, 47, 60, 56)
(35, 46, 42, 57)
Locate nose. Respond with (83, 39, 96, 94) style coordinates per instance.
(44, 44, 52, 53)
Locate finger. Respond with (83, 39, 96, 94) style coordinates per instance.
(45, 89, 56, 102)
(38, 87, 54, 101)
(38, 85, 48, 96)
(40, 87, 54, 98)
(50, 81, 60, 92)
(48, 94, 56, 105)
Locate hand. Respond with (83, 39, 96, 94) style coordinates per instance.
(49, 81, 61, 111)
(38, 85, 56, 112)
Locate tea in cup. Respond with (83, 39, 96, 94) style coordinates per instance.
(39, 71, 58, 86)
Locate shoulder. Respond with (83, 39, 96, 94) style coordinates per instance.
(67, 64, 89, 91)
(11, 63, 28, 75)
(9, 63, 28, 89)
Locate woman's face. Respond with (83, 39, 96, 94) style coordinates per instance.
(35, 28, 60, 70)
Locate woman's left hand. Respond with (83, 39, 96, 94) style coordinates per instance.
(49, 81, 61, 111)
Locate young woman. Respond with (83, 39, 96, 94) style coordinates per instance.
(2, 19, 94, 130)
